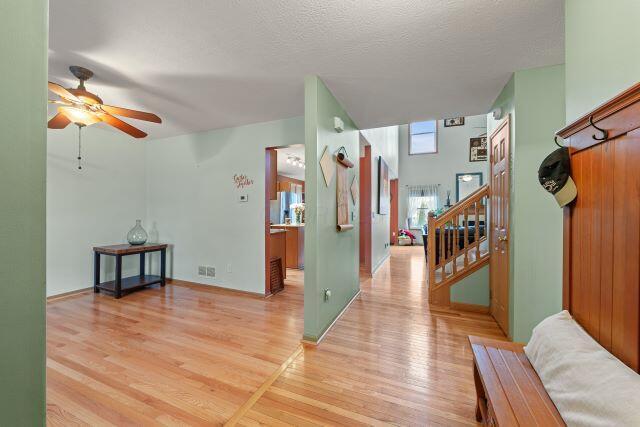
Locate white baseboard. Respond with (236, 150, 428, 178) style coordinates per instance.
(371, 251, 390, 275)
(302, 289, 361, 345)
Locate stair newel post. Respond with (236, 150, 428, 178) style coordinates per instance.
(427, 211, 436, 303)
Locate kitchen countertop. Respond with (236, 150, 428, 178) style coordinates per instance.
(271, 224, 305, 228)
(270, 229, 286, 234)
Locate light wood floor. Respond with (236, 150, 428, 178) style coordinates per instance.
(238, 246, 505, 426)
(47, 247, 505, 426)
(46, 271, 304, 426)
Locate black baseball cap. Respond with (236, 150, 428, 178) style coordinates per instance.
(538, 147, 577, 207)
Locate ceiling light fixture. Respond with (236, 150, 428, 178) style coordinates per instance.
(286, 155, 305, 169)
(58, 105, 101, 126)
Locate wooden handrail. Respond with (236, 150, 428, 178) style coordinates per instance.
(427, 184, 490, 306)
(431, 184, 489, 226)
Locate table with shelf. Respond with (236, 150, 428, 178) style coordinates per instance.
(93, 243, 167, 298)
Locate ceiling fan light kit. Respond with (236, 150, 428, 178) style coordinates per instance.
(47, 66, 162, 169)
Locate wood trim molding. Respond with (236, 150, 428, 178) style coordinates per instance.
(371, 252, 390, 276)
(557, 82, 640, 139)
(489, 114, 510, 141)
(302, 289, 361, 345)
(47, 287, 92, 302)
(450, 301, 489, 314)
(168, 279, 267, 298)
(557, 82, 640, 152)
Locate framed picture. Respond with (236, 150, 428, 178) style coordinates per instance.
(456, 172, 483, 201)
(444, 117, 465, 127)
(377, 157, 390, 215)
(469, 137, 488, 162)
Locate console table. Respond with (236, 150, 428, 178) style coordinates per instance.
(93, 243, 167, 298)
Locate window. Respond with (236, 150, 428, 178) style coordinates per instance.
(407, 185, 439, 229)
(409, 120, 437, 154)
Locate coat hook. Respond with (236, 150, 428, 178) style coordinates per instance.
(554, 136, 563, 148)
(589, 115, 608, 141)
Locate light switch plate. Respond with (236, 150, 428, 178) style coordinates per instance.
(239, 195, 248, 202)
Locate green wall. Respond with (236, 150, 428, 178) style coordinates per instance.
(0, 0, 47, 425)
(450, 265, 490, 306)
(566, 0, 640, 122)
(486, 65, 565, 342)
(511, 65, 565, 342)
(304, 76, 360, 341)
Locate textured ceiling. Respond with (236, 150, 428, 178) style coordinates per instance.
(48, 0, 564, 139)
(276, 145, 305, 180)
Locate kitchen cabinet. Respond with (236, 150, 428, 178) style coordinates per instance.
(276, 179, 304, 196)
(270, 224, 304, 269)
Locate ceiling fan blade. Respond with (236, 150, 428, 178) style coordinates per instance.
(100, 113, 148, 138)
(48, 99, 72, 106)
(101, 105, 162, 123)
(48, 81, 82, 103)
(47, 112, 71, 129)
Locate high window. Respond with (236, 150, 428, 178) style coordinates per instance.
(409, 120, 437, 155)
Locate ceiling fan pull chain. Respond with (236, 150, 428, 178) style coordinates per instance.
(77, 125, 83, 170)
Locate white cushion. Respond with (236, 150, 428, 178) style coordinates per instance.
(524, 310, 640, 427)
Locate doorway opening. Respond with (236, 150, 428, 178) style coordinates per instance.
(265, 145, 305, 295)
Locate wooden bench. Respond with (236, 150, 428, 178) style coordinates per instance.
(469, 336, 564, 426)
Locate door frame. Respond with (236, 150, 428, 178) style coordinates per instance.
(390, 179, 399, 245)
(265, 147, 277, 295)
(489, 115, 511, 337)
(359, 144, 372, 275)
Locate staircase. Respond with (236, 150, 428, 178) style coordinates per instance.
(427, 184, 490, 306)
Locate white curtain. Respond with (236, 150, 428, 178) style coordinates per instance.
(406, 185, 439, 229)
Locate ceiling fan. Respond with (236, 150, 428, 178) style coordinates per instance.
(48, 66, 161, 138)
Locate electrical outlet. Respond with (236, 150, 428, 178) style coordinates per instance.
(226, 264, 232, 273)
(198, 266, 207, 276)
(206, 267, 216, 277)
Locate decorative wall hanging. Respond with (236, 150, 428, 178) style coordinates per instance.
(377, 156, 390, 215)
(336, 147, 354, 232)
(350, 176, 359, 204)
(444, 117, 465, 127)
(233, 174, 254, 189)
(319, 146, 334, 186)
(469, 137, 488, 162)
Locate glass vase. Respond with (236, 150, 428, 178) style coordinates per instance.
(127, 220, 148, 245)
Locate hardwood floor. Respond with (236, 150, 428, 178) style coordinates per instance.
(46, 271, 304, 426)
(47, 247, 505, 426)
(239, 246, 505, 426)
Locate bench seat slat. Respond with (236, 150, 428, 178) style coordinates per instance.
(469, 335, 565, 426)
(486, 346, 537, 423)
(513, 351, 565, 424)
